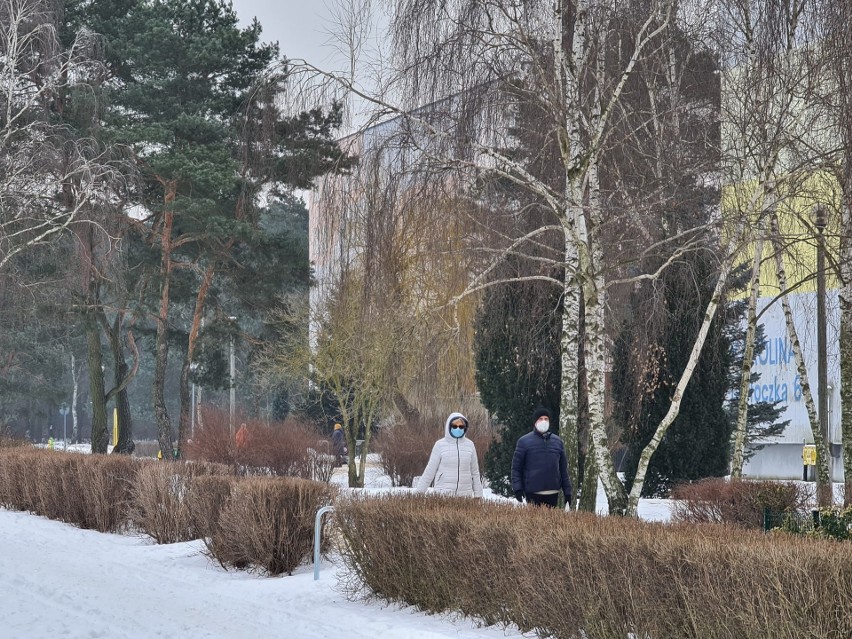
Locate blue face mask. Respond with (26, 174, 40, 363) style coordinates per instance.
(450, 426, 466, 439)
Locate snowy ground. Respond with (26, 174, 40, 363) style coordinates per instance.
(0, 508, 531, 639)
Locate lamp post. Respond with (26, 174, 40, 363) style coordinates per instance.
(59, 402, 70, 451)
(814, 205, 829, 479)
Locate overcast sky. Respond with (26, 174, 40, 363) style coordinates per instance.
(231, 0, 348, 68)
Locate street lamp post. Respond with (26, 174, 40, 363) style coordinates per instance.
(814, 205, 829, 480)
(59, 402, 70, 451)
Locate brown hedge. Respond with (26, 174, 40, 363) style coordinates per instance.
(0, 449, 139, 532)
(130, 461, 233, 543)
(671, 478, 810, 528)
(334, 494, 852, 639)
(185, 411, 334, 481)
(204, 476, 336, 576)
(0, 450, 333, 577)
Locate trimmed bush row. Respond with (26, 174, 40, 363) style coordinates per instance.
(0, 448, 334, 576)
(334, 494, 852, 639)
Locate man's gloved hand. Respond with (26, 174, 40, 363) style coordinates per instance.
(514, 490, 524, 503)
(564, 494, 572, 511)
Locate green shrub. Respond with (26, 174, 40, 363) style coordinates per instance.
(813, 506, 852, 541)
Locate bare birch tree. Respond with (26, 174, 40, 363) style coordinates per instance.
(820, 0, 852, 506)
(0, 0, 126, 271)
(294, 0, 736, 514)
(719, 0, 838, 503)
(731, 232, 764, 475)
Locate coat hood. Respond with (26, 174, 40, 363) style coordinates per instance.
(444, 412, 469, 439)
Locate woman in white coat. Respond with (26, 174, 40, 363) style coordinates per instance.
(414, 412, 483, 498)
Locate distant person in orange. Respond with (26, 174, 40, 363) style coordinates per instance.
(235, 423, 249, 449)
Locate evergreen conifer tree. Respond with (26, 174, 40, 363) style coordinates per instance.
(474, 266, 562, 497)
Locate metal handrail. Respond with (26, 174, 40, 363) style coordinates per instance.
(313, 505, 335, 580)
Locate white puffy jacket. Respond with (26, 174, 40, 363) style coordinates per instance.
(414, 412, 483, 497)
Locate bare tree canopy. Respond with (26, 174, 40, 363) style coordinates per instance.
(0, 0, 129, 272)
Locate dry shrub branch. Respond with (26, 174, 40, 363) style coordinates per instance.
(205, 476, 335, 576)
(374, 418, 494, 487)
(0, 449, 139, 532)
(130, 461, 233, 543)
(0, 449, 334, 578)
(372, 420, 435, 487)
(185, 410, 334, 481)
(671, 478, 810, 528)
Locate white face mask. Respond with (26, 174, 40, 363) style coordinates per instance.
(535, 419, 549, 434)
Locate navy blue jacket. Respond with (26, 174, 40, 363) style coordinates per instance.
(511, 430, 572, 498)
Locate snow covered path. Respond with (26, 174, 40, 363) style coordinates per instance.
(0, 509, 523, 639)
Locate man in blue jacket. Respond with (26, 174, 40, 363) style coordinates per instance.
(511, 407, 572, 508)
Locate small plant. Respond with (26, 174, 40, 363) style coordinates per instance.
(813, 506, 852, 541)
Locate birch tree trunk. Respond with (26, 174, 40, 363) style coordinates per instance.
(768, 211, 832, 506)
(577, 196, 627, 512)
(832, 0, 852, 508)
(559, 232, 581, 507)
(731, 234, 764, 477)
(627, 220, 746, 515)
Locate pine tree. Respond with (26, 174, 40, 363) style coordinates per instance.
(474, 267, 563, 497)
(66, 0, 350, 454)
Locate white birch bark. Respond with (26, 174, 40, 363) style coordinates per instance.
(834, 1, 852, 508)
(559, 230, 581, 506)
(768, 210, 832, 505)
(731, 233, 764, 477)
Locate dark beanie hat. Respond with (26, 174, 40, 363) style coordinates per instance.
(532, 407, 552, 423)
